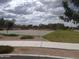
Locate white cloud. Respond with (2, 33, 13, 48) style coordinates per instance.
(0, 0, 76, 27)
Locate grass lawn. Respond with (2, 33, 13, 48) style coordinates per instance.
(43, 30, 79, 43)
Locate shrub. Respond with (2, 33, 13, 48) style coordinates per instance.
(4, 34, 19, 36)
(20, 35, 34, 39)
(0, 46, 14, 54)
(0, 33, 19, 37)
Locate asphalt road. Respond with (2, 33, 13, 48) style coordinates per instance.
(0, 56, 61, 59)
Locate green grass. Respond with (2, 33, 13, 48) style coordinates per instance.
(20, 35, 34, 39)
(43, 30, 79, 43)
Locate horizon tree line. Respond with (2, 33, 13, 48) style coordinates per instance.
(0, 17, 78, 31)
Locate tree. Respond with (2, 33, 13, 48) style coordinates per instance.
(0, 18, 5, 30)
(60, 0, 79, 23)
(5, 19, 15, 33)
(70, 0, 79, 6)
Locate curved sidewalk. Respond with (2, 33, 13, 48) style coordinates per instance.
(0, 41, 79, 50)
(0, 54, 74, 59)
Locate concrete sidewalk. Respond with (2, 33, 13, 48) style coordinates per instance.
(0, 41, 79, 50)
(0, 54, 74, 59)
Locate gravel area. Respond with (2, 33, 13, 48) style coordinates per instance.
(0, 30, 51, 41)
(0, 30, 53, 36)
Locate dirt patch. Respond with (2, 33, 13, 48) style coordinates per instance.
(12, 47, 79, 58)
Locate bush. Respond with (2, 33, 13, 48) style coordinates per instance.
(20, 35, 34, 39)
(0, 46, 14, 54)
(4, 34, 19, 36)
(0, 33, 19, 37)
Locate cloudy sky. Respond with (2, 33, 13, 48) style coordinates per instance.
(0, 0, 77, 27)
